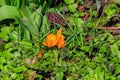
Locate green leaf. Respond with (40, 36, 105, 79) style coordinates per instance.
(105, 3, 118, 16)
(20, 40, 32, 51)
(110, 43, 119, 56)
(21, 19, 39, 37)
(68, 4, 77, 13)
(40, 15, 50, 36)
(0, 32, 9, 41)
(80, 46, 90, 52)
(116, 40, 120, 46)
(64, 0, 75, 4)
(117, 75, 120, 80)
(115, 65, 120, 75)
(0, 5, 20, 21)
(11, 31, 19, 40)
(1, 50, 13, 60)
(56, 72, 64, 80)
(67, 77, 73, 80)
(11, 73, 17, 79)
(1, 26, 14, 34)
(13, 66, 23, 73)
(95, 66, 104, 80)
(0, 57, 6, 64)
(2, 74, 12, 80)
(74, 18, 83, 27)
(4, 43, 11, 49)
(99, 44, 107, 53)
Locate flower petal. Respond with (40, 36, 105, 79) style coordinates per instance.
(57, 34, 66, 49)
(43, 33, 57, 48)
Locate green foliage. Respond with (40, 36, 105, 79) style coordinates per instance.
(0, 0, 120, 80)
(68, 4, 77, 13)
(0, 5, 20, 21)
(64, 0, 75, 5)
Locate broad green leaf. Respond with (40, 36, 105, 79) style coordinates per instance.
(68, 4, 77, 13)
(115, 65, 120, 75)
(21, 19, 39, 36)
(33, 6, 42, 28)
(56, 72, 64, 80)
(0, 5, 20, 21)
(64, 0, 75, 4)
(95, 66, 104, 80)
(105, 3, 118, 16)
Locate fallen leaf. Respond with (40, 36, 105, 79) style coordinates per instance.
(86, 34, 93, 42)
(97, 26, 120, 30)
(46, 12, 66, 26)
(24, 57, 38, 65)
(77, 5, 85, 11)
(113, 30, 120, 35)
(83, 12, 90, 21)
(0, 38, 4, 45)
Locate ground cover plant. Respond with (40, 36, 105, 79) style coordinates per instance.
(0, 0, 120, 80)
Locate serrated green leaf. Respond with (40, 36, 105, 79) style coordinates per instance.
(0, 32, 9, 41)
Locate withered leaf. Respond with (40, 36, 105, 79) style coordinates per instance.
(46, 12, 66, 26)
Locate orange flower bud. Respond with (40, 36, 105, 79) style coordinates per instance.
(38, 49, 43, 58)
(43, 33, 57, 48)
